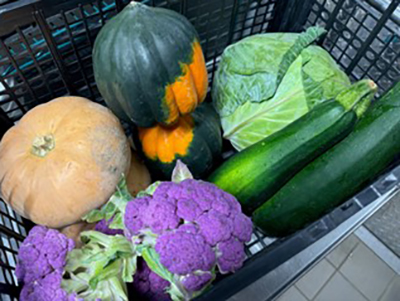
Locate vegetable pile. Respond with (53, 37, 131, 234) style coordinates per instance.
(2, 1, 400, 300)
(15, 162, 252, 301)
(209, 80, 377, 213)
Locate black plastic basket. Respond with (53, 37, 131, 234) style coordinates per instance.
(0, 0, 399, 300)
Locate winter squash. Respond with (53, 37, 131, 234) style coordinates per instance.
(93, 1, 208, 127)
(138, 103, 222, 179)
(60, 222, 96, 247)
(59, 148, 150, 246)
(0, 97, 131, 228)
(126, 149, 151, 196)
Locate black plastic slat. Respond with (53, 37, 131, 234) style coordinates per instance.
(0, 77, 25, 114)
(34, 9, 76, 94)
(0, 108, 14, 138)
(97, 0, 106, 26)
(16, 27, 54, 99)
(179, 0, 187, 15)
(60, 10, 94, 99)
(0, 0, 40, 37)
(0, 39, 38, 102)
(0, 225, 24, 242)
(257, 1, 275, 34)
(345, 0, 400, 73)
(323, 0, 348, 33)
(78, 4, 94, 48)
(268, 0, 314, 32)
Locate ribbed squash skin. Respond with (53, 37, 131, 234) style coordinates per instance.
(138, 103, 222, 179)
(93, 1, 208, 127)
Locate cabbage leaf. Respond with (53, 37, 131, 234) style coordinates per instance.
(212, 27, 351, 151)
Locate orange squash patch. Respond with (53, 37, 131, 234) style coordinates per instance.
(138, 115, 194, 163)
(164, 86, 180, 125)
(163, 40, 208, 125)
(189, 41, 209, 103)
(170, 64, 198, 114)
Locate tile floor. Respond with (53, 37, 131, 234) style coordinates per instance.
(277, 232, 400, 301)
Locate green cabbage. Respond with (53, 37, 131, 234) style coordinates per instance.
(212, 27, 351, 151)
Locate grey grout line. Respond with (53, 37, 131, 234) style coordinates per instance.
(291, 232, 396, 301)
(307, 261, 338, 301)
(326, 234, 361, 270)
(293, 284, 311, 301)
(355, 226, 400, 275)
(338, 269, 374, 301)
(377, 274, 397, 301)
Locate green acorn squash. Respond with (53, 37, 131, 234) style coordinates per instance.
(93, 1, 208, 127)
(138, 103, 222, 179)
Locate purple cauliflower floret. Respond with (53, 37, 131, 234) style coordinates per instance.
(176, 197, 202, 221)
(144, 198, 180, 234)
(217, 237, 247, 274)
(196, 210, 233, 246)
(123, 178, 253, 297)
(155, 224, 216, 274)
(19, 271, 79, 301)
(125, 196, 150, 235)
(181, 272, 213, 292)
(132, 259, 170, 301)
(16, 225, 74, 283)
(95, 218, 124, 236)
(232, 213, 253, 243)
(16, 225, 77, 301)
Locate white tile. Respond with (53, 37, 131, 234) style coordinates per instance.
(315, 272, 367, 301)
(326, 234, 360, 268)
(379, 276, 400, 301)
(340, 242, 395, 301)
(295, 259, 335, 300)
(355, 226, 400, 275)
(277, 286, 307, 301)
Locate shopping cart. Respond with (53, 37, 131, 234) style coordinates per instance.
(0, 0, 399, 300)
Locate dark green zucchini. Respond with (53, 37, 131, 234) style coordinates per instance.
(253, 81, 400, 237)
(208, 80, 376, 214)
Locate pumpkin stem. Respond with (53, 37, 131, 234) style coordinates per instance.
(31, 134, 55, 157)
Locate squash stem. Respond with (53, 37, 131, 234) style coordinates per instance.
(31, 134, 55, 157)
(336, 79, 377, 118)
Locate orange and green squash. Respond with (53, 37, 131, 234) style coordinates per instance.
(138, 103, 222, 179)
(0, 96, 131, 228)
(93, 1, 208, 127)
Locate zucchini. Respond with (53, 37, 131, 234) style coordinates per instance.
(209, 80, 376, 214)
(253, 81, 400, 237)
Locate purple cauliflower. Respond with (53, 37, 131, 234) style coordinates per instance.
(95, 218, 124, 235)
(132, 258, 170, 301)
(123, 178, 253, 299)
(82, 161, 253, 300)
(16, 225, 135, 301)
(15, 225, 77, 301)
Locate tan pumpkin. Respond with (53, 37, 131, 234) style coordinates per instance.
(0, 96, 131, 228)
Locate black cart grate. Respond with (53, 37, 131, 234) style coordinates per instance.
(0, 0, 399, 300)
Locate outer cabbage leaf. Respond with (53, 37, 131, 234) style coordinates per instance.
(221, 56, 308, 150)
(213, 27, 351, 151)
(212, 27, 326, 117)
